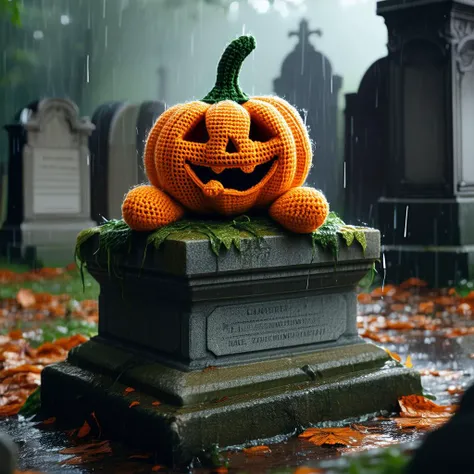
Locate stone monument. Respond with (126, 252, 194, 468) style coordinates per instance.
(274, 19, 343, 211)
(374, 0, 474, 286)
(1, 99, 95, 265)
(42, 223, 421, 465)
(20, 98, 95, 265)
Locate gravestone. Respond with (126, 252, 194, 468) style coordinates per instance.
(274, 19, 343, 211)
(89, 101, 125, 223)
(0, 102, 39, 263)
(374, 0, 474, 286)
(18, 98, 95, 265)
(343, 58, 389, 226)
(42, 225, 421, 465)
(90, 101, 165, 220)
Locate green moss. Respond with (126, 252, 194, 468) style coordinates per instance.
(75, 213, 370, 269)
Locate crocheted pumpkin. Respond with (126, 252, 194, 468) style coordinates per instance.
(122, 35, 329, 234)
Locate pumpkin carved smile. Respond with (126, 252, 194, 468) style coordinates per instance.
(185, 156, 278, 193)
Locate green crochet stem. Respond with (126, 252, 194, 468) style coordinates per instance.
(202, 35, 256, 104)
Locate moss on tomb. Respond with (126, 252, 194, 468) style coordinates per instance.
(76, 212, 367, 264)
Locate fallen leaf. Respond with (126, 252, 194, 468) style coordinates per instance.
(128, 454, 152, 460)
(399, 395, 456, 418)
(405, 355, 413, 368)
(243, 445, 272, 455)
(384, 348, 401, 362)
(152, 401, 161, 406)
(124, 387, 135, 394)
(60, 440, 112, 456)
(129, 401, 140, 408)
(77, 421, 91, 438)
(400, 278, 428, 289)
(16, 289, 36, 308)
(447, 385, 465, 396)
(41, 417, 56, 425)
(299, 427, 365, 446)
(394, 416, 451, 431)
(152, 466, 165, 471)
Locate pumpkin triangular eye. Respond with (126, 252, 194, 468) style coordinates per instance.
(184, 117, 210, 143)
(249, 118, 275, 142)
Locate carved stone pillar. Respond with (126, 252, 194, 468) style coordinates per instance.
(376, 0, 474, 286)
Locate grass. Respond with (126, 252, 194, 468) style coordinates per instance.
(0, 263, 100, 301)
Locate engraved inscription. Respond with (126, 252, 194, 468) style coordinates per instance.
(207, 295, 347, 356)
(33, 148, 81, 215)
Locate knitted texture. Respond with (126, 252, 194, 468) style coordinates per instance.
(270, 187, 329, 234)
(122, 185, 184, 231)
(121, 34, 329, 234)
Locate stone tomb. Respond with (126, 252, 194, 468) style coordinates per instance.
(42, 226, 420, 464)
(5, 99, 95, 265)
(89, 101, 165, 221)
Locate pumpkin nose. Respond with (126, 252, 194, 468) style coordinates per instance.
(226, 138, 238, 153)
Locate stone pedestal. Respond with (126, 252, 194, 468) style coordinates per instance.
(41, 227, 421, 465)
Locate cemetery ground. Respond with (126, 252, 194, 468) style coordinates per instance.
(0, 264, 472, 473)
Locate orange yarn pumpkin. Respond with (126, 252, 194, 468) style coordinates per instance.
(122, 35, 329, 234)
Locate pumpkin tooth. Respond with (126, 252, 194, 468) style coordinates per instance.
(211, 166, 225, 174)
(241, 165, 256, 174)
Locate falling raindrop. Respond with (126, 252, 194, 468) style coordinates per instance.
(404, 205, 409, 238)
(104, 25, 108, 49)
(86, 55, 90, 83)
(343, 161, 346, 189)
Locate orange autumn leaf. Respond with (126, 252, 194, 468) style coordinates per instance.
(60, 440, 112, 456)
(77, 421, 91, 438)
(243, 445, 272, 455)
(418, 301, 434, 314)
(152, 401, 162, 406)
(128, 454, 152, 460)
(371, 285, 397, 298)
(394, 416, 451, 431)
(9, 330, 23, 340)
(384, 348, 401, 362)
(124, 387, 135, 394)
(398, 395, 456, 418)
(405, 355, 413, 369)
(357, 293, 372, 304)
(129, 401, 140, 408)
(299, 427, 365, 446)
(152, 466, 165, 472)
(384, 320, 415, 330)
(41, 417, 56, 425)
(16, 288, 36, 308)
(399, 278, 428, 289)
(447, 385, 465, 396)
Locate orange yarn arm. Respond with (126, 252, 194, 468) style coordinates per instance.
(269, 187, 329, 234)
(122, 185, 184, 232)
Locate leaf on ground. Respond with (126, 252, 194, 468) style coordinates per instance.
(41, 417, 56, 425)
(293, 467, 324, 474)
(299, 427, 365, 446)
(405, 355, 413, 368)
(77, 421, 91, 438)
(59, 440, 112, 456)
(398, 395, 456, 418)
(152, 466, 166, 472)
(394, 416, 451, 431)
(152, 401, 161, 406)
(242, 445, 272, 455)
(129, 401, 140, 408)
(16, 288, 36, 308)
(124, 387, 135, 394)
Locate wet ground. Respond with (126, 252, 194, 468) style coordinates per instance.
(1, 280, 474, 473)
